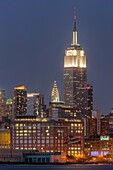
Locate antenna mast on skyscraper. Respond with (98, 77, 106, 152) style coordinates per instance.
(74, 6, 76, 17)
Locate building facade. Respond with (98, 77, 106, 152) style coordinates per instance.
(23, 152, 66, 163)
(84, 135, 113, 158)
(107, 108, 113, 135)
(84, 117, 97, 137)
(0, 129, 10, 149)
(11, 117, 84, 156)
(48, 104, 77, 120)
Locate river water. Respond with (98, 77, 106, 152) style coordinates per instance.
(0, 164, 112, 170)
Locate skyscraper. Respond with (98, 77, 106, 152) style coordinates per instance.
(6, 99, 13, 120)
(0, 90, 6, 121)
(64, 16, 87, 106)
(13, 86, 27, 117)
(76, 83, 93, 119)
(27, 93, 46, 117)
(51, 81, 60, 102)
(27, 93, 39, 116)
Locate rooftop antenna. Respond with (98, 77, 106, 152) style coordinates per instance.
(72, 6, 78, 45)
(74, 6, 76, 17)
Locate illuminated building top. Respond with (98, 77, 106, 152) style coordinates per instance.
(51, 81, 59, 102)
(27, 93, 39, 97)
(64, 16, 86, 68)
(13, 85, 27, 116)
(14, 85, 27, 90)
(6, 99, 12, 105)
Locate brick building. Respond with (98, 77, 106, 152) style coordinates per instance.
(11, 117, 84, 156)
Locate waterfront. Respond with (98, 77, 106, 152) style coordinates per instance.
(0, 164, 112, 170)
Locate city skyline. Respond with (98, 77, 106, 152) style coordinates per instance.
(0, 0, 113, 114)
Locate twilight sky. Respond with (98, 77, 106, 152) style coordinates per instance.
(0, 0, 113, 114)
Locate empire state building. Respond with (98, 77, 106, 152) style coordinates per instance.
(64, 16, 87, 106)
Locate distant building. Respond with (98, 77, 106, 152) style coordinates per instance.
(0, 90, 6, 121)
(27, 93, 46, 118)
(13, 86, 27, 117)
(23, 152, 66, 163)
(0, 149, 22, 162)
(84, 135, 113, 158)
(84, 117, 97, 137)
(64, 16, 87, 106)
(100, 116, 109, 135)
(6, 99, 13, 120)
(107, 108, 113, 135)
(92, 110, 101, 135)
(51, 81, 60, 102)
(48, 104, 77, 120)
(0, 129, 10, 149)
(76, 83, 93, 119)
(84, 113, 109, 137)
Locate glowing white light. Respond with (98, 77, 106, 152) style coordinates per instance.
(27, 93, 39, 97)
(66, 50, 77, 56)
(64, 55, 86, 68)
(51, 81, 60, 102)
(80, 50, 84, 56)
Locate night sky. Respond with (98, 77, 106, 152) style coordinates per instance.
(0, 0, 113, 114)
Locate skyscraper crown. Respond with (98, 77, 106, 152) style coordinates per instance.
(51, 81, 59, 102)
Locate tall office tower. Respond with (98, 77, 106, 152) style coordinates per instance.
(13, 86, 27, 117)
(6, 99, 13, 120)
(27, 93, 46, 117)
(84, 117, 97, 137)
(0, 90, 6, 121)
(76, 83, 93, 119)
(100, 116, 109, 135)
(92, 110, 101, 135)
(51, 81, 60, 102)
(107, 108, 113, 135)
(64, 16, 87, 106)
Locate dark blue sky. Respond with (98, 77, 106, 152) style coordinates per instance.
(0, 0, 113, 114)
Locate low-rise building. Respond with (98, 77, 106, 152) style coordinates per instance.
(23, 151, 66, 163)
(0, 129, 10, 148)
(0, 149, 22, 162)
(84, 135, 113, 158)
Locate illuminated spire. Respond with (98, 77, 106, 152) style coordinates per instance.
(51, 81, 59, 102)
(72, 14, 78, 45)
